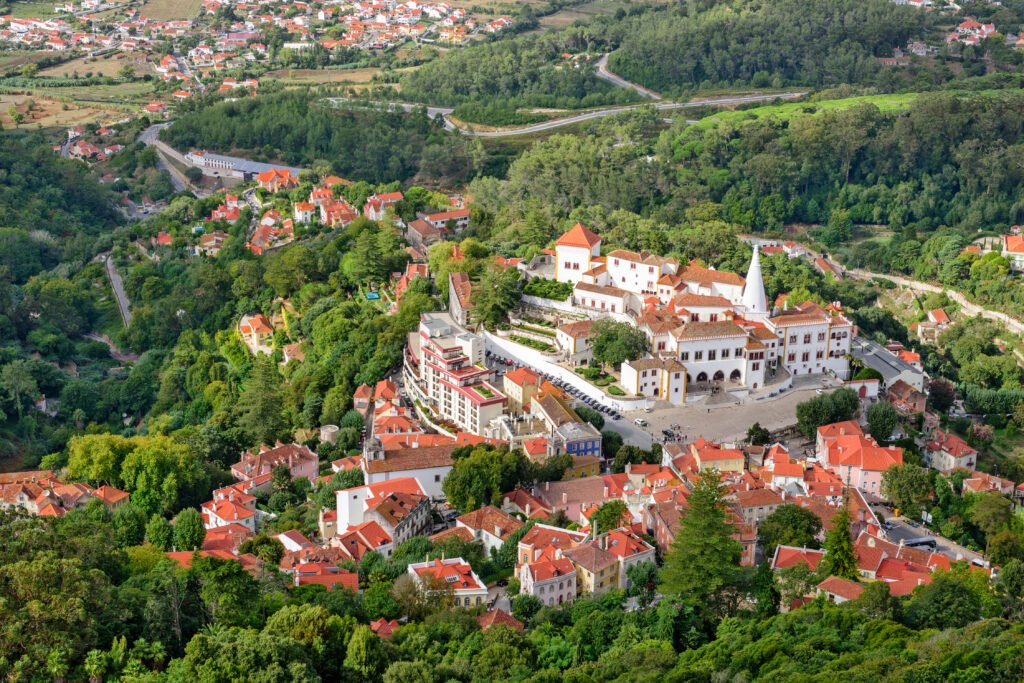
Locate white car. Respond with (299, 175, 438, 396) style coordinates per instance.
(634, 418, 648, 427)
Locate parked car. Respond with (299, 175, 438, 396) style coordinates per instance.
(634, 418, 648, 427)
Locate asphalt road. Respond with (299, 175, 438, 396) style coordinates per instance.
(595, 53, 661, 100)
(102, 254, 132, 326)
(874, 510, 983, 564)
(327, 91, 807, 138)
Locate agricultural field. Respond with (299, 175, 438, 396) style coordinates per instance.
(264, 67, 385, 85)
(537, 0, 669, 30)
(446, 0, 547, 18)
(139, 0, 202, 20)
(43, 80, 156, 104)
(39, 53, 148, 79)
(0, 92, 125, 129)
(0, 50, 52, 74)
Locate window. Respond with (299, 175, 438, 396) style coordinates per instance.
(708, 350, 716, 361)
(803, 334, 811, 344)
(789, 335, 796, 344)
(657, 341, 666, 351)
(722, 348, 730, 358)
(787, 353, 796, 362)
(752, 362, 760, 371)
(737, 348, 744, 357)
(816, 351, 824, 359)
(434, 475, 441, 482)
(710, 313, 718, 322)
(695, 351, 704, 361)
(802, 352, 810, 362)
(680, 352, 689, 361)
(818, 332, 826, 342)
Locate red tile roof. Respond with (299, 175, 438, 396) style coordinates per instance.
(555, 222, 601, 249)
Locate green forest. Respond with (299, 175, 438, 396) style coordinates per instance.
(160, 92, 483, 184)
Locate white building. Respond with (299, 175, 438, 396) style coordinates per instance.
(408, 557, 489, 608)
(404, 311, 507, 435)
(520, 550, 577, 606)
(554, 222, 602, 285)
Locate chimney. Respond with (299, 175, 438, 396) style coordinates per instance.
(495, 525, 503, 538)
(545, 481, 550, 492)
(562, 492, 568, 505)
(603, 486, 609, 498)
(525, 503, 531, 516)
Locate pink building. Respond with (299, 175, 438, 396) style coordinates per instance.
(231, 442, 319, 482)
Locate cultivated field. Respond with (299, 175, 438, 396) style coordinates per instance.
(538, 0, 669, 29)
(0, 50, 51, 74)
(40, 53, 147, 78)
(446, 0, 547, 17)
(264, 67, 384, 85)
(0, 92, 125, 129)
(139, 0, 202, 20)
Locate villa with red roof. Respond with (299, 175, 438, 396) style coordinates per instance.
(364, 191, 404, 221)
(407, 557, 488, 607)
(455, 505, 523, 553)
(334, 477, 431, 545)
(257, 168, 297, 192)
(926, 430, 978, 473)
(520, 547, 576, 606)
(820, 431, 902, 497)
(238, 312, 274, 355)
(231, 442, 318, 483)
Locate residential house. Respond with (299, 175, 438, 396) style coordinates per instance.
(455, 505, 524, 554)
(238, 313, 274, 354)
(257, 168, 297, 192)
(334, 477, 431, 545)
(503, 366, 541, 415)
(888, 379, 927, 415)
(407, 557, 488, 608)
(520, 547, 576, 606)
(925, 430, 978, 473)
(231, 442, 319, 483)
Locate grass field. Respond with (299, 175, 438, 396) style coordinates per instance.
(446, 0, 547, 18)
(140, 0, 201, 19)
(689, 93, 921, 130)
(41, 81, 156, 104)
(40, 53, 147, 78)
(4, 0, 58, 18)
(0, 92, 125, 129)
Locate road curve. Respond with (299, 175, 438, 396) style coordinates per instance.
(595, 53, 661, 100)
(326, 91, 807, 138)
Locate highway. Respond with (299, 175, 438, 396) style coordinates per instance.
(327, 91, 807, 138)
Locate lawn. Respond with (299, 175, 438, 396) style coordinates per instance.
(689, 92, 920, 131)
(140, 0, 202, 19)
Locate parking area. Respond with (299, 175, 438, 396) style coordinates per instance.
(622, 375, 837, 446)
(873, 508, 984, 564)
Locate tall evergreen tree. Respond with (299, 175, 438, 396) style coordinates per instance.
(818, 500, 859, 580)
(236, 356, 288, 447)
(660, 471, 743, 620)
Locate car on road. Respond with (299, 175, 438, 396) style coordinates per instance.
(662, 429, 674, 438)
(634, 418, 648, 427)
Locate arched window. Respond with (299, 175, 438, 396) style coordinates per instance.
(696, 372, 708, 382)
(730, 369, 742, 381)
(713, 370, 725, 382)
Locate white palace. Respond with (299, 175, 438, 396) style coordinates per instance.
(545, 223, 853, 405)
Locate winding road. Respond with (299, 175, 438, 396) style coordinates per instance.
(595, 53, 661, 100)
(326, 91, 807, 138)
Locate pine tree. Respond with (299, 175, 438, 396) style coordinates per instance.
(236, 356, 288, 447)
(819, 501, 860, 580)
(660, 471, 743, 619)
